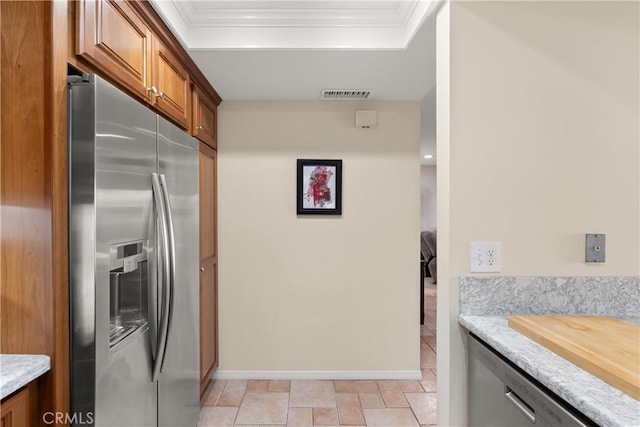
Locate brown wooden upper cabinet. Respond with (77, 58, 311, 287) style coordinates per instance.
(76, 0, 152, 101)
(151, 36, 190, 129)
(76, 0, 191, 130)
(192, 85, 217, 149)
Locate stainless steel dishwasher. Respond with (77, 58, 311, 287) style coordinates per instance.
(468, 334, 595, 427)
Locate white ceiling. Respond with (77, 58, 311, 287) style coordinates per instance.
(150, 0, 438, 164)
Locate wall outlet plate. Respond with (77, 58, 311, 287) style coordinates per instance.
(585, 234, 605, 262)
(470, 241, 501, 273)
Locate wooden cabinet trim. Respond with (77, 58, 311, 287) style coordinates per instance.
(51, 1, 72, 422)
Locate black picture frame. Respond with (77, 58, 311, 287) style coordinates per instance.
(296, 159, 342, 215)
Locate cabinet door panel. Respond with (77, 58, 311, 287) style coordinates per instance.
(199, 262, 218, 391)
(153, 37, 190, 129)
(192, 85, 217, 148)
(77, 0, 151, 100)
(199, 144, 218, 395)
(0, 388, 29, 427)
(199, 146, 217, 261)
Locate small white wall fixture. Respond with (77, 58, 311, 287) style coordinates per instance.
(355, 110, 377, 129)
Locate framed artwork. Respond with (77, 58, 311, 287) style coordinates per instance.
(296, 159, 342, 215)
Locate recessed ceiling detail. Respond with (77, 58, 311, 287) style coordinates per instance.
(150, 0, 439, 49)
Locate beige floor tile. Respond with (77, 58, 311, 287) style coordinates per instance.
(420, 347, 437, 369)
(424, 320, 436, 331)
(376, 381, 409, 408)
(286, 407, 313, 427)
(420, 325, 434, 337)
(358, 392, 385, 409)
(198, 407, 237, 427)
(424, 336, 437, 353)
(289, 380, 336, 408)
(202, 379, 227, 406)
(234, 425, 260, 427)
(424, 301, 436, 312)
(269, 380, 291, 392)
(234, 392, 289, 425)
(335, 393, 365, 425)
(362, 408, 419, 426)
(420, 370, 437, 392)
(397, 380, 425, 393)
(405, 393, 437, 425)
(333, 380, 379, 393)
(217, 380, 248, 407)
(246, 380, 270, 392)
(313, 407, 339, 425)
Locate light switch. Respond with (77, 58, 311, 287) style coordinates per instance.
(585, 234, 605, 263)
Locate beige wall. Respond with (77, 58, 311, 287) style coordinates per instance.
(217, 101, 421, 375)
(438, 1, 639, 425)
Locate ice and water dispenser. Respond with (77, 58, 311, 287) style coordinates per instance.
(109, 240, 148, 349)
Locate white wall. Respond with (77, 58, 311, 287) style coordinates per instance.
(420, 165, 437, 230)
(438, 1, 639, 425)
(217, 101, 421, 376)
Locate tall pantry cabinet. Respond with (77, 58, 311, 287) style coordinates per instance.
(195, 86, 219, 393)
(199, 143, 219, 393)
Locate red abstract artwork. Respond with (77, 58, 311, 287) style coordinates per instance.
(297, 159, 342, 215)
(304, 166, 334, 208)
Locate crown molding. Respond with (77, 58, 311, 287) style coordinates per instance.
(149, 0, 437, 49)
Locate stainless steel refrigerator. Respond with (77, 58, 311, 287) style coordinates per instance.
(68, 74, 199, 426)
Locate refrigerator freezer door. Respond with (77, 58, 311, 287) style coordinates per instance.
(74, 75, 159, 426)
(157, 117, 200, 427)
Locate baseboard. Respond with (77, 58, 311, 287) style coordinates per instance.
(212, 370, 422, 381)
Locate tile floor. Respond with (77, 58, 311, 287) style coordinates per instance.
(199, 283, 437, 427)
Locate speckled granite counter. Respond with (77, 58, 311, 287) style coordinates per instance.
(460, 315, 640, 427)
(458, 276, 640, 427)
(0, 354, 50, 400)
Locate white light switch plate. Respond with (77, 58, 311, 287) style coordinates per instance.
(470, 241, 501, 273)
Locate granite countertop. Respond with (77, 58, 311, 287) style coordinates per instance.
(0, 354, 51, 400)
(459, 315, 640, 427)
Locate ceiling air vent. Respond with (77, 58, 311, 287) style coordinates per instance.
(321, 89, 373, 100)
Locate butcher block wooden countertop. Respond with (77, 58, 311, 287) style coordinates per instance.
(508, 315, 640, 400)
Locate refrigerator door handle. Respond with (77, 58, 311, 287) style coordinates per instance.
(152, 173, 171, 382)
(159, 174, 177, 351)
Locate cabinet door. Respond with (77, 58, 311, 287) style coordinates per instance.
(199, 143, 218, 395)
(76, 0, 152, 100)
(152, 36, 190, 130)
(199, 263, 218, 394)
(192, 85, 217, 149)
(0, 388, 29, 427)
